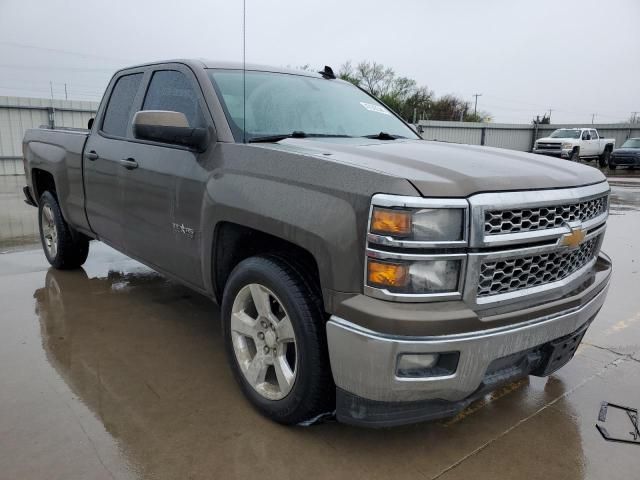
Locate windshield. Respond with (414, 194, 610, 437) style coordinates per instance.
(549, 129, 581, 139)
(621, 138, 640, 149)
(208, 69, 419, 142)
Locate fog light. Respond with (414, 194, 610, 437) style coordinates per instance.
(396, 352, 460, 378)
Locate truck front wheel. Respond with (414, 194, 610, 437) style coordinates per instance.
(38, 191, 89, 269)
(221, 255, 333, 425)
(570, 149, 580, 162)
(599, 149, 611, 168)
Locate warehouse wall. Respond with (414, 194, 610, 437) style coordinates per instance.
(417, 119, 640, 152)
(0, 96, 98, 175)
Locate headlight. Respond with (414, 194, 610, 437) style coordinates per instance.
(561, 143, 573, 149)
(370, 206, 465, 242)
(366, 258, 462, 294)
(365, 194, 469, 300)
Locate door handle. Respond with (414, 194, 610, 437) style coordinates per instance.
(120, 157, 138, 170)
(85, 150, 99, 161)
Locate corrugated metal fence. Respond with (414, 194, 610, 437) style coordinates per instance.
(3, 96, 640, 175)
(0, 96, 98, 175)
(417, 120, 640, 152)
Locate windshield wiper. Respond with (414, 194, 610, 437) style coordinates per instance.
(248, 131, 308, 143)
(248, 132, 353, 143)
(362, 132, 406, 140)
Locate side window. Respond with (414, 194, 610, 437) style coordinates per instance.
(142, 70, 206, 128)
(582, 130, 589, 140)
(590, 129, 598, 140)
(102, 73, 143, 137)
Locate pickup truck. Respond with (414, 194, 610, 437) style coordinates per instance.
(22, 59, 612, 427)
(533, 127, 615, 167)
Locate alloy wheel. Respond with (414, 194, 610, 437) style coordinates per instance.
(230, 283, 298, 400)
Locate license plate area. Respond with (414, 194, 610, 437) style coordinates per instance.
(532, 321, 590, 377)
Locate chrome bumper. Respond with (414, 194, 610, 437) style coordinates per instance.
(327, 280, 609, 403)
(533, 148, 571, 158)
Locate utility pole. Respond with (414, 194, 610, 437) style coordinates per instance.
(473, 93, 482, 116)
(49, 81, 54, 101)
(64, 83, 68, 101)
(548, 109, 553, 123)
(591, 113, 596, 124)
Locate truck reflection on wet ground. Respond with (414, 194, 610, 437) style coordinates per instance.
(0, 174, 639, 479)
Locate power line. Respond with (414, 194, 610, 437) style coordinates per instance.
(0, 41, 136, 64)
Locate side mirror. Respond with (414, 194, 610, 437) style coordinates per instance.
(132, 110, 210, 151)
(88, 117, 94, 130)
(586, 134, 591, 140)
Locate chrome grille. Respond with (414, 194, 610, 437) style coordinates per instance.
(484, 195, 608, 235)
(536, 143, 561, 150)
(477, 237, 599, 298)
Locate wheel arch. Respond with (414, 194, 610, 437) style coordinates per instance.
(209, 221, 327, 311)
(31, 168, 57, 202)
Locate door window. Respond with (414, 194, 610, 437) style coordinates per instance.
(102, 73, 144, 137)
(142, 70, 206, 128)
(582, 131, 589, 140)
(590, 129, 598, 140)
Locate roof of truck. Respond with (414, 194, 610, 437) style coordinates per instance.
(117, 58, 324, 78)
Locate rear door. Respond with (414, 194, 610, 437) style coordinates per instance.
(121, 66, 211, 287)
(84, 71, 145, 248)
(590, 129, 600, 155)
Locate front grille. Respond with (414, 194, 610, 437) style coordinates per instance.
(536, 143, 561, 150)
(477, 236, 599, 297)
(484, 195, 608, 235)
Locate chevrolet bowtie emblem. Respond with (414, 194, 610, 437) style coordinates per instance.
(560, 226, 586, 248)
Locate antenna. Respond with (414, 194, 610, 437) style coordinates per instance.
(318, 66, 336, 79)
(242, 0, 246, 144)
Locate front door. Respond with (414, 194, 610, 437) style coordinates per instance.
(121, 68, 210, 288)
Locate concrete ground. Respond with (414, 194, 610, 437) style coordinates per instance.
(1, 173, 639, 480)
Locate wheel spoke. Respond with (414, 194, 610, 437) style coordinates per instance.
(230, 310, 257, 338)
(275, 315, 295, 342)
(249, 284, 272, 317)
(245, 354, 269, 386)
(274, 352, 295, 392)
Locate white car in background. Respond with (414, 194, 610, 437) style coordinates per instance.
(533, 128, 615, 167)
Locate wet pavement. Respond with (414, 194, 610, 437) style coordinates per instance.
(1, 174, 639, 479)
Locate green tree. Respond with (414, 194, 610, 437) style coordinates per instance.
(335, 60, 491, 123)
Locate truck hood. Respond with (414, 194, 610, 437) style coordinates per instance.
(260, 138, 605, 197)
(613, 148, 640, 155)
(536, 137, 570, 143)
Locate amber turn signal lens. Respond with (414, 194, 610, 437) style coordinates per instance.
(367, 260, 409, 288)
(370, 208, 412, 236)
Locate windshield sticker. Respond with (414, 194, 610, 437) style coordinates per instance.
(360, 102, 391, 115)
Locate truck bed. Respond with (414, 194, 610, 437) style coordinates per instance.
(23, 127, 91, 233)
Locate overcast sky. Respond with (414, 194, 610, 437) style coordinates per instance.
(1, 0, 638, 124)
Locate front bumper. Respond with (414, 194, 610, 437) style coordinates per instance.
(533, 149, 572, 158)
(609, 156, 640, 167)
(327, 265, 610, 426)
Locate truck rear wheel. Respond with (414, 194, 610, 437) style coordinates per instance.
(221, 255, 333, 425)
(599, 149, 610, 168)
(38, 191, 89, 269)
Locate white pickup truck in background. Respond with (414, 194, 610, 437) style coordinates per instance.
(533, 128, 615, 167)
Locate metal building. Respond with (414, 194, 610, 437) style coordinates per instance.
(417, 120, 640, 152)
(0, 96, 98, 175)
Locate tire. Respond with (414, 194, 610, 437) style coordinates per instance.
(570, 150, 580, 162)
(38, 191, 89, 269)
(221, 255, 333, 425)
(599, 149, 611, 168)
